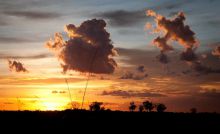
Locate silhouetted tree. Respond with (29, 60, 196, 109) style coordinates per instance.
(190, 108, 197, 114)
(129, 102, 137, 112)
(89, 102, 103, 111)
(143, 101, 154, 112)
(139, 105, 144, 112)
(156, 103, 167, 112)
(100, 107, 105, 111)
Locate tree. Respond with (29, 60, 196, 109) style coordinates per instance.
(156, 103, 167, 112)
(190, 108, 197, 114)
(89, 102, 103, 111)
(129, 102, 137, 112)
(143, 101, 154, 112)
(139, 105, 144, 112)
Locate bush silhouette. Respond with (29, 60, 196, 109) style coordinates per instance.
(129, 102, 137, 112)
(89, 102, 103, 111)
(156, 103, 167, 112)
(143, 101, 154, 112)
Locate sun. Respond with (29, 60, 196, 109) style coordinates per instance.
(43, 102, 60, 111)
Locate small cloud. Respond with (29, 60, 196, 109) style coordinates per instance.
(52, 90, 58, 94)
(8, 60, 28, 73)
(59, 91, 66, 94)
(120, 71, 134, 79)
(52, 90, 66, 94)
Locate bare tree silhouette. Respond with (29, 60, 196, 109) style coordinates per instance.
(89, 102, 103, 111)
(129, 102, 137, 112)
(156, 103, 167, 112)
(143, 101, 154, 112)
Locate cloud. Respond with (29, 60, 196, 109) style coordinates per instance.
(212, 46, 220, 58)
(153, 36, 173, 53)
(198, 89, 220, 98)
(153, 1, 186, 10)
(3, 10, 61, 19)
(94, 10, 146, 27)
(0, 36, 38, 43)
(8, 60, 28, 73)
(120, 71, 134, 79)
(133, 74, 148, 80)
(117, 47, 220, 76)
(46, 19, 117, 74)
(191, 61, 220, 74)
(0, 53, 51, 59)
(92, 1, 191, 28)
(116, 47, 167, 73)
(116, 47, 157, 66)
(101, 90, 166, 98)
(52, 90, 66, 94)
(180, 48, 197, 62)
(146, 10, 199, 62)
(120, 71, 148, 80)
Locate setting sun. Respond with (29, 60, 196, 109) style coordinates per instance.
(43, 102, 61, 111)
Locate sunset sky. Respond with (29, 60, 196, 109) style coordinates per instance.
(0, 0, 220, 112)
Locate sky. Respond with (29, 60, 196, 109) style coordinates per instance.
(0, 0, 220, 112)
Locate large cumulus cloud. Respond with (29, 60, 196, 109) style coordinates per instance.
(46, 19, 117, 74)
(146, 10, 199, 62)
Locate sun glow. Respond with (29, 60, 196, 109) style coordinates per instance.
(43, 102, 62, 111)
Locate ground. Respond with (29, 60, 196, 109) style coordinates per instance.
(0, 110, 219, 132)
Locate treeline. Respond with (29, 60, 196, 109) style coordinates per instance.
(129, 101, 166, 112)
(88, 101, 167, 112)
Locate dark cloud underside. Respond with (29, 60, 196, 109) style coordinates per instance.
(94, 10, 146, 27)
(3, 11, 61, 19)
(101, 90, 166, 98)
(0, 37, 39, 43)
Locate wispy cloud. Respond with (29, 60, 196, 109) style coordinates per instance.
(0, 53, 51, 59)
(3, 10, 61, 19)
(52, 90, 66, 94)
(94, 10, 146, 27)
(92, 0, 191, 28)
(101, 90, 166, 98)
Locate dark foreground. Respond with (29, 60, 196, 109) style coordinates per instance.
(0, 110, 219, 132)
